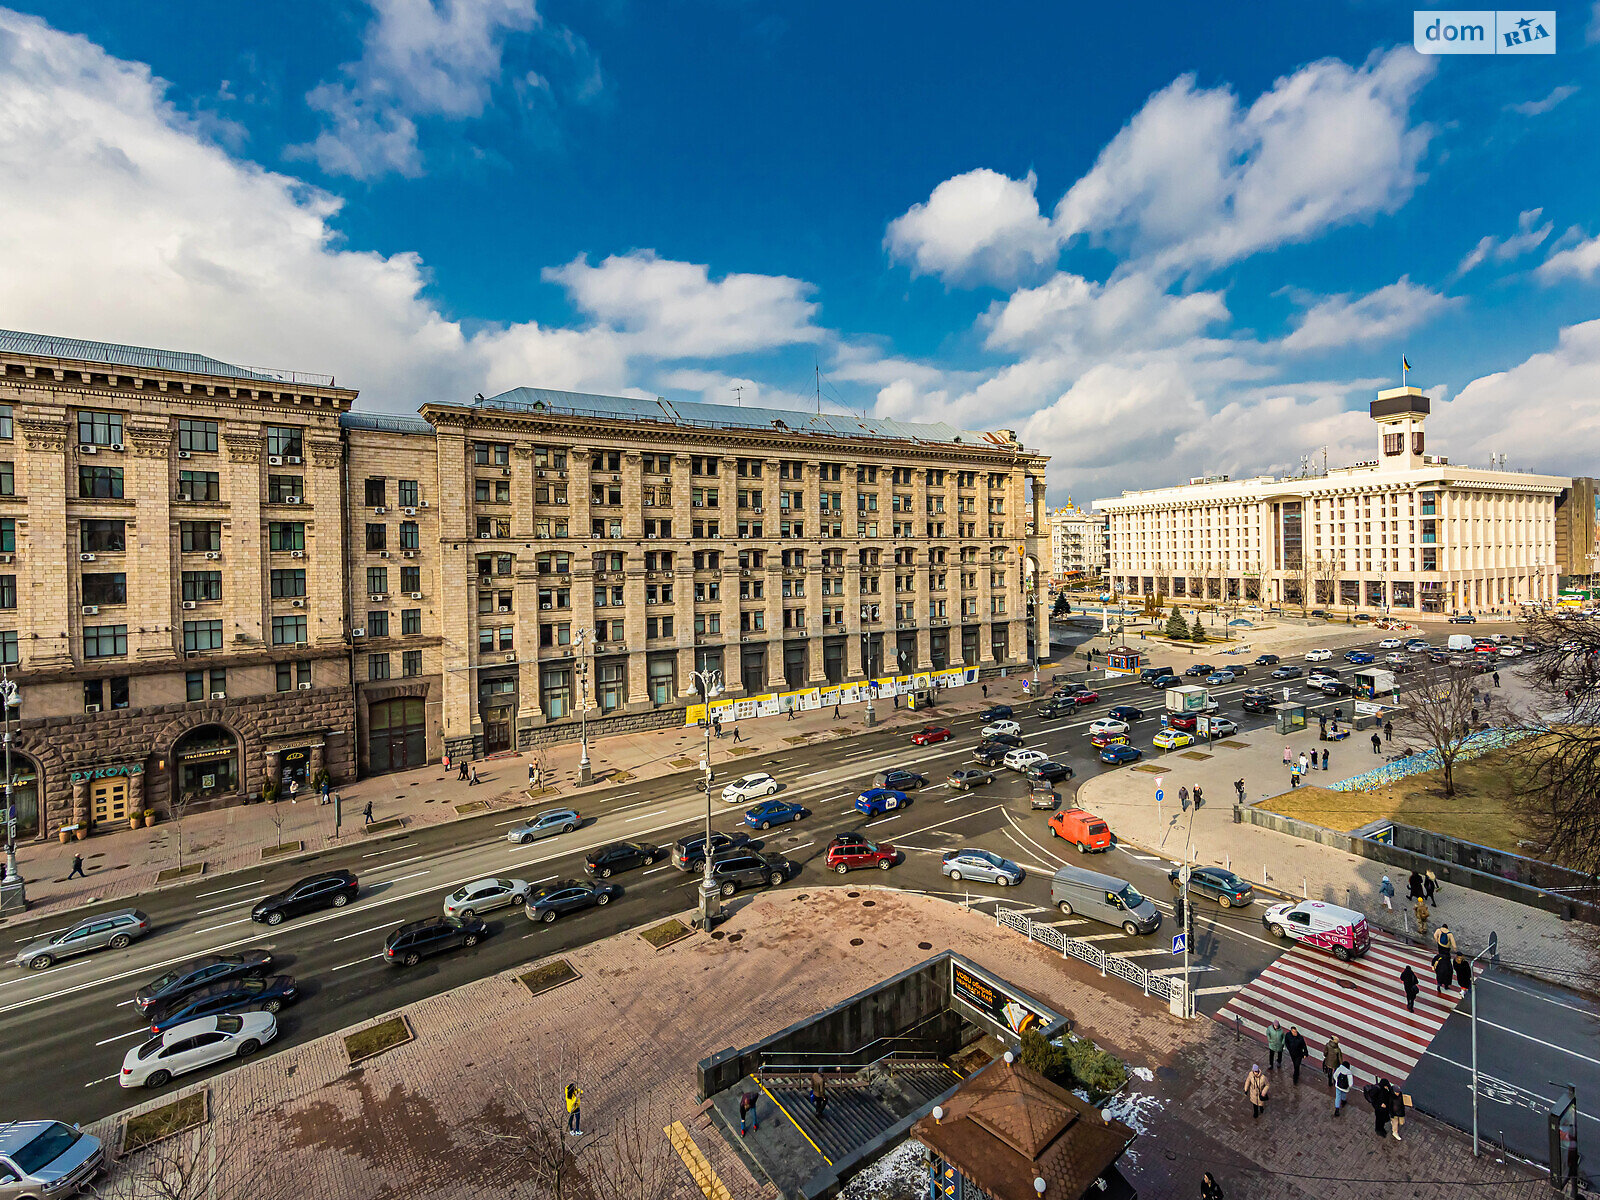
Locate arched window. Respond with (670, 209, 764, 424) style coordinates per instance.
(174, 726, 239, 800)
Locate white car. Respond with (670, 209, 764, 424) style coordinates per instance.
(1308, 671, 1337, 686)
(1384, 653, 1407, 665)
(121, 1012, 277, 1089)
(1088, 718, 1130, 737)
(1304, 649, 1332, 661)
(1002, 748, 1048, 772)
(1377, 638, 1402, 649)
(981, 720, 1022, 738)
(721, 772, 779, 803)
(1497, 645, 1522, 657)
(444, 877, 530, 919)
(1206, 716, 1240, 737)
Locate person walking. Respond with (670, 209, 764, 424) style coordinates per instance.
(1384, 719, 1394, 742)
(1332, 1061, 1354, 1117)
(469, 767, 481, 785)
(833, 702, 841, 720)
(1385, 1081, 1405, 1141)
(1298, 753, 1309, 777)
(321, 779, 332, 805)
(1424, 870, 1439, 904)
(458, 758, 469, 781)
(809, 1070, 827, 1119)
(982, 684, 988, 698)
(1320, 747, 1329, 771)
(1234, 778, 1246, 803)
(1371, 732, 1382, 756)
(1379, 875, 1394, 912)
(1454, 952, 1473, 996)
(1244, 1064, 1270, 1119)
(1401, 964, 1420, 1013)
(1364, 1081, 1390, 1138)
(1201, 1172, 1224, 1200)
(565, 1083, 583, 1135)
(1406, 870, 1424, 902)
(1267, 1020, 1286, 1070)
(713, 715, 722, 739)
(1289, 764, 1300, 789)
(732, 726, 743, 744)
(1283, 745, 1292, 766)
(1432, 948, 1453, 996)
(362, 800, 374, 825)
(1285, 1026, 1308, 1085)
(1434, 922, 1455, 955)
(1321, 1036, 1344, 1088)
(1493, 670, 1501, 688)
(1193, 784, 1204, 809)
(738, 1090, 759, 1136)
(1414, 895, 1429, 937)
(67, 854, 86, 879)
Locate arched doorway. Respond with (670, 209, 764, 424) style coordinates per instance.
(173, 726, 241, 804)
(370, 697, 426, 774)
(3, 754, 40, 839)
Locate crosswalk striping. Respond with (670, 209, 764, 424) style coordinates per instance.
(1215, 933, 1466, 1086)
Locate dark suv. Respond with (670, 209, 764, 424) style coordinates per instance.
(671, 830, 752, 871)
(251, 870, 358, 925)
(383, 915, 487, 967)
(585, 842, 660, 877)
(706, 851, 790, 896)
(971, 742, 1009, 767)
(873, 769, 928, 791)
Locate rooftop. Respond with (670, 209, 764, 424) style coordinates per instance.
(339, 412, 434, 436)
(0, 328, 339, 389)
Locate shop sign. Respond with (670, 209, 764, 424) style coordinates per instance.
(69, 763, 145, 783)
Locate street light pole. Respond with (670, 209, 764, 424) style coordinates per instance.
(689, 668, 724, 928)
(0, 668, 23, 912)
(575, 629, 593, 787)
(863, 634, 876, 728)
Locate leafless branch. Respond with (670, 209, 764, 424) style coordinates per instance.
(1393, 660, 1489, 798)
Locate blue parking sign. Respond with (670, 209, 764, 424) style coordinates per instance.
(1171, 933, 1187, 954)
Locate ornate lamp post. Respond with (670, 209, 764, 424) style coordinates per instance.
(0, 669, 25, 912)
(687, 667, 724, 928)
(574, 629, 593, 787)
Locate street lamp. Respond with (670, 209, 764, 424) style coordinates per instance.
(0, 668, 24, 912)
(688, 667, 725, 928)
(574, 629, 593, 787)
(862, 634, 878, 728)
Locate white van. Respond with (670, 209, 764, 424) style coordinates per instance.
(1003, 748, 1048, 773)
(1261, 899, 1371, 961)
(1446, 633, 1474, 652)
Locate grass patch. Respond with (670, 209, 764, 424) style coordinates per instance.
(727, 746, 758, 756)
(454, 800, 490, 815)
(520, 958, 580, 997)
(1178, 751, 1213, 761)
(640, 917, 693, 950)
(362, 817, 405, 835)
(783, 736, 810, 745)
(344, 1016, 413, 1064)
(122, 1090, 207, 1154)
(1132, 763, 1165, 774)
(154, 862, 205, 883)
(524, 786, 560, 799)
(669, 757, 696, 769)
(260, 841, 303, 859)
(1219, 740, 1249, 749)
(606, 770, 636, 785)
(1263, 746, 1533, 852)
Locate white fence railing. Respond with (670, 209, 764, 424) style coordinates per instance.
(994, 907, 1180, 1005)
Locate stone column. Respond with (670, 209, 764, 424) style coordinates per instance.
(128, 771, 145, 818)
(72, 776, 89, 830)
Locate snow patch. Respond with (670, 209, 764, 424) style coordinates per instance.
(842, 1138, 925, 1200)
(1099, 1088, 1165, 1162)
(1130, 1066, 1154, 1082)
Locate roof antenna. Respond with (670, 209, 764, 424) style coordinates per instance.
(733, 385, 744, 408)
(815, 360, 822, 415)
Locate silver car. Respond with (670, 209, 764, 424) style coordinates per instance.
(0, 1121, 103, 1198)
(443, 877, 530, 919)
(941, 849, 1024, 886)
(14, 909, 151, 971)
(506, 808, 581, 845)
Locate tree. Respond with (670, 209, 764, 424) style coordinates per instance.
(1188, 616, 1208, 643)
(168, 790, 199, 873)
(1164, 606, 1188, 639)
(107, 1091, 300, 1200)
(1394, 659, 1485, 798)
(1315, 556, 1343, 612)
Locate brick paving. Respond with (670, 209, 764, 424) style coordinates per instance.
(93, 888, 1544, 1200)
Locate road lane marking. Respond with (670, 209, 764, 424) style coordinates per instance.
(1149, 965, 1218, 975)
(1473, 1017, 1600, 1067)
(96, 1028, 148, 1046)
(1193, 985, 1245, 996)
(1108, 948, 1172, 959)
(865, 815, 901, 827)
(1073, 933, 1128, 942)
(188, 919, 252, 938)
(332, 923, 395, 943)
(368, 852, 436, 872)
(361, 842, 417, 857)
(331, 954, 384, 972)
(196, 879, 266, 898)
(643, 865, 671, 875)
(85, 1074, 122, 1088)
(784, 841, 815, 853)
(196, 897, 266, 916)
(626, 809, 670, 823)
(377, 870, 431, 886)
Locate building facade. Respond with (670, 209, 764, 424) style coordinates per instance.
(1554, 475, 1598, 587)
(0, 331, 1049, 837)
(1048, 501, 1107, 582)
(1098, 388, 1568, 616)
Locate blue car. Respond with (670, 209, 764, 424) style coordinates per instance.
(855, 788, 908, 817)
(1099, 743, 1143, 765)
(744, 799, 805, 830)
(1205, 670, 1236, 685)
(1345, 650, 1375, 664)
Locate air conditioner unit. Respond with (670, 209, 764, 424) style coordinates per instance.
(84, 703, 102, 714)
(374, 506, 386, 515)
(284, 496, 301, 505)
(285, 456, 302, 465)
(176, 450, 192, 460)
(110, 442, 124, 452)
(176, 492, 192, 502)
(370, 593, 387, 603)
(402, 507, 416, 516)
(290, 550, 305, 559)
(501, 468, 511, 477)
(408, 591, 422, 599)
(210, 691, 227, 700)
(351, 628, 366, 638)
(79, 444, 97, 455)
(378, 550, 390, 559)
(692, 500, 704, 508)
(268, 455, 283, 466)
(402, 550, 417, 559)
(205, 551, 221, 560)
(505, 653, 517, 663)
(536, 470, 547, 479)
(478, 533, 491, 540)
(419, 500, 430, 508)
(80, 553, 96, 562)
(181, 600, 197, 610)
(0, 555, 12, 564)
(81, 604, 99, 615)
(291, 598, 305, 608)
(297, 681, 313, 690)
(478, 576, 492, 587)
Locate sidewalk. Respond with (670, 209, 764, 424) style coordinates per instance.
(5, 670, 1050, 923)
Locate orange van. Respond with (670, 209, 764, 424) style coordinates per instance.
(1047, 808, 1112, 852)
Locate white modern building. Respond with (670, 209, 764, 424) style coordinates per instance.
(1097, 388, 1569, 616)
(1049, 501, 1108, 582)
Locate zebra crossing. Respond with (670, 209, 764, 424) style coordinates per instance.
(1215, 933, 1466, 1085)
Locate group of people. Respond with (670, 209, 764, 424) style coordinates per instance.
(1246, 1038, 1404, 1136)
(1261, 1024, 1348, 1098)
(1284, 746, 1330, 787)
(1406, 869, 1441, 934)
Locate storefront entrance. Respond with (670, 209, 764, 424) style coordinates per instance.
(4, 758, 38, 838)
(175, 726, 240, 802)
(280, 746, 311, 787)
(91, 776, 132, 825)
(369, 698, 426, 774)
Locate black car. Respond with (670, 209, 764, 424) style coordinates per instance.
(148, 975, 299, 1033)
(873, 769, 928, 792)
(1313, 679, 1352, 697)
(971, 743, 1009, 767)
(135, 950, 274, 1014)
(524, 879, 620, 923)
(1183, 664, 1215, 678)
(1139, 666, 1174, 683)
(976, 705, 1013, 722)
(671, 830, 753, 871)
(1054, 682, 1089, 696)
(251, 870, 358, 926)
(1036, 699, 1075, 719)
(585, 842, 660, 878)
(1170, 866, 1254, 908)
(1107, 705, 1144, 722)
(1428, 650, 1449, 663)
(1448, 614, 1477, 624)
(707, 851, 790, 897)
(1253, 654, 1280, 665)
(980, 732, 1023, 749)
(1148, 673, 1179, 689)
(1025, 761, 1074, 784)
(1241, 696, 1274, 715)
(383, 915, 488, 967)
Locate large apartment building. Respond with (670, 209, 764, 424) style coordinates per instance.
(1098, 388, 1569, 615)
(1048, 501, 1107, 582)
(0, 331, 1049, 839)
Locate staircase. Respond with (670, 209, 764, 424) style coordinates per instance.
(760, 1061, 958, 1164)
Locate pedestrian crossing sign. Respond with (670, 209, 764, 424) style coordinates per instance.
(1172, 933, 1187, 954)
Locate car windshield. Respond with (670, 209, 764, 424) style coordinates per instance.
(448, 887, 470, 901)
(216, 1015, 244, 1034)
(1118, 884, 1146, 907)
(10, 1123, 84, 1173)
(1217, 872, 1245, 889)
(145, 966, 186, 991)
(136, 1034, 166, 1060)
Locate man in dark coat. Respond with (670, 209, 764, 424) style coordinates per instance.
(1400, 964, 1420, 1013)
(1432, 949, 1454, 995)
(1407, 871, 1425, 901)
(1364, 1080, 1391, 1137)
(1454, 953, 1473, 995)
(1285, 1026, 1308, 1085)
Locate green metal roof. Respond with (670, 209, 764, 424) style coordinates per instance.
(0, 329, 335, 387)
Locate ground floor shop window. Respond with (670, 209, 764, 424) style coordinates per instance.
(175, 726, 239, 800)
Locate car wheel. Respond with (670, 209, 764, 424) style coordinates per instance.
(596, 892, 611, 906)
(520, 834, 535, 845)
(332, 893, 351, 908)
(1123, 921, 1139, 936)
(562, 823, 576, 834)
(1269, 923, 1287, 940)
(146, 1069, 172, 1089)
(949, 870, 962, 882)
(1332, 944, 1351, 962)
(760, 821, 770, 831)
(1076, 841, 1086, 853)
(1218, 896, 1233, 909)
(403, 952, 421, 966)
(28, 953, 52, 971)
(265, 911, 285, 926)
(263, 999, 283, 1013)
(109, 933, 131, 950)
(599, 868, 611, 879)
(835, 863, 849, 875)
(542, 910, 557, 923)
(768, 872, 784, 887)
(236, 1038, 261, 1059)
(767, 785, 778, 796)
(877, 859, 892, 871)
(642, 855, 655, 866)
(1057, 900, 1074, 916)
(464, 934, 481, 947)
(720, 882, 737, 898)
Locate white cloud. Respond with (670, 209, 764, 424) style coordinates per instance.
(1536, 230, 1600, 283)
(983, 271, 1229, 356)
(1455, 207, 1552, 275)
(1505, 84, 1578, 116)
(1055, 49, 1434, 274)
(1589, 0, 1600, 44)
(885, 169, 1060, 287)
(1281, 278, 1453, 352)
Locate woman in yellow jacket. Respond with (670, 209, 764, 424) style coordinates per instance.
(565, 1083, 582, 1136)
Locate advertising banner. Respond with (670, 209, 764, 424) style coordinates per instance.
(951, 961, 1049, 1037)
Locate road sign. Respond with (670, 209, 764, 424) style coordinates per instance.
(1154, 789, 1164, 806)
(1171, 933, 1187, 954)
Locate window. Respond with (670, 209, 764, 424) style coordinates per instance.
(473, 441, 510, 466)
(80, 519, 124, 553)
(368, 654, 391, 681)
(267, 523, 303, 552)
(266, 426, 303, 458)
(83, 573, 128, 606)
(647, 615, 674, 639)
(77, 410, 123, 446)
(402, 608, 421, 635)
(272, 615, 307, 645)
(476, 478, 512, 503)
(0, 630, 14, 665)
(366, 524, 387, 551)
(186, 671, 205, 702)
(83, 676, 130, 711)
(177, 419, 217, 453)
(366, 566, 388, 595)
(276, 660, 312, 691)
(78, 465, 123, 499)
(178, 470, 220, 501)
(267, 475, 304, 503)
(597, 661, 624, 711)
(396, 478, 419, 507)
(0, 574, 12, 611)
(83, 624, 127, 659)
(694, 612, 721, 634)
(365, 478, 387, 507)
(182, 521, 222, 552)
(690, 455, 719, 476)
(368, 611, 390, 638)
(641, 452, 670, 474)
(400, 565, 421, 592)
(0, 406, 11, 440)
(534, 446, 568, 470)
(400, 521, 419, 549)
(269, 568, 305, 599)
(401, 649, 422, 677)
(538, 622, 572, 647)
(0, 462, 11, 496)
(183, 620, 223, 652)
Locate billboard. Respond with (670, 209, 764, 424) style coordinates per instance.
(951, 961, 1049, 1037)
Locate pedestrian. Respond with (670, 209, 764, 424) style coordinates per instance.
(1201, 1173, 1224, 1200)
(469, 767, 481, 785)
(1383, 1081, 1405, 1141)
(1493, 671, 1501, 688)
(1244, 1064, 1269, 1119)
(833, 703, 841, 720)
(1298, 753, 1308, 776)
(733, 726, 742, 743)
(1379, 875, 1394, 912)
(1283, 746, 1292, 765)
(1234, 778, 1246, 803)
(1401, 964, 1420, 1013)
(713, 715, 722, 738)
(565, 1083, 583, 1135)
(1384, 719, 1393, 742)
(1285, 1026, 1307, 1085)
(458, 759, 469, 781)
(1407, 870, 1424, 901)
(1321, 1036, 1343, 1088)
(67, 853, 86, 879)
(1321, 747, 1329, 771)
(321, 779, 332, 805)
(363, 800, 374, 825)
(528, 764, 536, 788)
(1364, 1081, 1389, 1138)
(1332, 1061, 1353, 1117)
(1289, 766, 1300, 788)
(287, 778, 299, 803)
(1424, 869, 1438, 904)
(1414, 895, 1429, 937)
(1454, 952, 1473, 995)
(1432, 949, 1453, 996)
(810, 1070, 827, 1119)
(1266, 1020, 1286, 1070)
(1193, 785, 1204, 809)
(738, 1090, 759, 1136)
(1179, 785, 1189, 811)
(982, 684, 988, 698)
(1433, 922, 1455, 955)
(1371, 732, 1382, 755)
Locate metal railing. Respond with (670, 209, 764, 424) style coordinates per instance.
(995, 907, 1176, 1003)
(756, 1014, 950, 1072)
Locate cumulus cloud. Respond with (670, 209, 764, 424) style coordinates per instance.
(885, 169, 1060, 287)
(1536, 231, 1600, 283)
(1455, 208, 1552, 276)
(1281, 278, 1454, 352)
(1505, 84, 1578, 116)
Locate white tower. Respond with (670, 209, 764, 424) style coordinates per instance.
(1372, 386, 1429, 471)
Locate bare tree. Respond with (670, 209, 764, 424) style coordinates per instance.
(167, 791, 197, 873)
(1287, 553, 1315, 615)
(1315, 556, 1342, 612)
(1394, 659, 1486, 799)
(267, 806, 288, 854)
(102, 1093, 298, 1200)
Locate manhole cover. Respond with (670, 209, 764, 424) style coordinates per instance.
(849, 938, 864, 947)
(862, 900, 876, 907)
(711, 931, 726, 940)
(1338, 979, 1358, 989)
(847, 891, 860, 898)
(918, 942, 933, 950)
(729, 933, 743, 943)
(796, 893, 809, 901)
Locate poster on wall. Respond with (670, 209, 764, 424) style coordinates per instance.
(950, 961, 1050, 1037)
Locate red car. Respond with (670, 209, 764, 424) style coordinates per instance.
(825, 832, 899, 873)
(1071, 690, 1100, 705)
(911, 726, 952, 746)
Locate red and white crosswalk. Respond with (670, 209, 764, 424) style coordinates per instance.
(1215, 933, 1466, 1086)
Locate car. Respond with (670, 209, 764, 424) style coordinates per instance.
(979, 731, 1024, 749)
(1152, 729, 1193, 750)
(1427, 649, 1450, 664)
(584, 842, 660, 878)
(1242, 686, 1272, 700)
(1089, 718, 1130, 737)
(1183, 664, 1215, 677)
(1253, 654, 1280, 665)
(1241, 695, 1274, 715)
(1148, 673, 1179, 690)
(1099, 743, 1143, 765)
(1047, 808, 1112, 852)
(1036, 699, 1076, 719)
(720, 773, 779, 803)
(250, 871, 358, 926)
(1024, 760, 1073, 784)
(148, 975, 299, 1034)
(1002, 748, 1048, 773)
(505, 808, 581, 845)
(384, 915, 489, 965)
(976, 705, 1013, 722)
(706, 850, 790, 896)
(825, 833, 898, 874)
(1449, 614, 1477, 623)
(1384, 652, 1408, 665)
(1056, 681, 1089, 695)
(14, 908, 151, 971)
(1406, 639, 1430, 652)
(1070, 689, 1100, 705)
(1261, 899, 1371, 961)
(1107, 705, 1144, 722)
(744, 799, 805, 830)
(1270, 665, 1303, 679)
(0, 1121, 103, 1198)
(1313, 679, 1351, 697)
(910, 726, 952, 746)
(444, 877, 530, 919)
(948, 768, 995, 790)
(1170, 865, 1254, 908)
(1205, 716, 1239, 737)
(1345, 650, 1375, 664)
(1304, 649, 1332, 661)
(1354, 612, 1373, 622)
(133, 950, 274, 1014)
(971, 742, 1009, 767)
(1310, 609, 1329, 619)
(1139, 666, 1175, 683)
(671, 830, 752, 871)
(873, 769, 928, 792)
(855, 788, 908, 817)
(1377, 638, 1402, 649)
(121, 1012, 276, 1090)
(523, 879, 620, 923)
(1028, 780, 1060, 809)
(1163, 712, 1198, 732)
(1205, 670, 1236, 685)
(941, 849, 1024, 886)
(1498, 645, 1522, 657)
(980, 720, 1022, 739)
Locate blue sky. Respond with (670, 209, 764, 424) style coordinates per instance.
(1, 1, 1597, 500)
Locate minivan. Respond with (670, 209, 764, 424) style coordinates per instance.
(1139, 666, 1173, 684)
(1050, 865, 1161, 935)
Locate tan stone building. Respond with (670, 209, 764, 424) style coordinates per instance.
(1554, 475, 1598, 586)
(1048, 501, 1107, 583)
(0, 331, 1049, 837)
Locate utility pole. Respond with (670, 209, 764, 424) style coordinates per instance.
(689, 668, 724, 928)
(0, 667, 23, 913)
(574, 629, 593, 787)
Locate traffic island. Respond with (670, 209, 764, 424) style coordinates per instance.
(153, 862, 204, 883)
(260, 841, 302, 859)
(641, 917, 694, 949)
